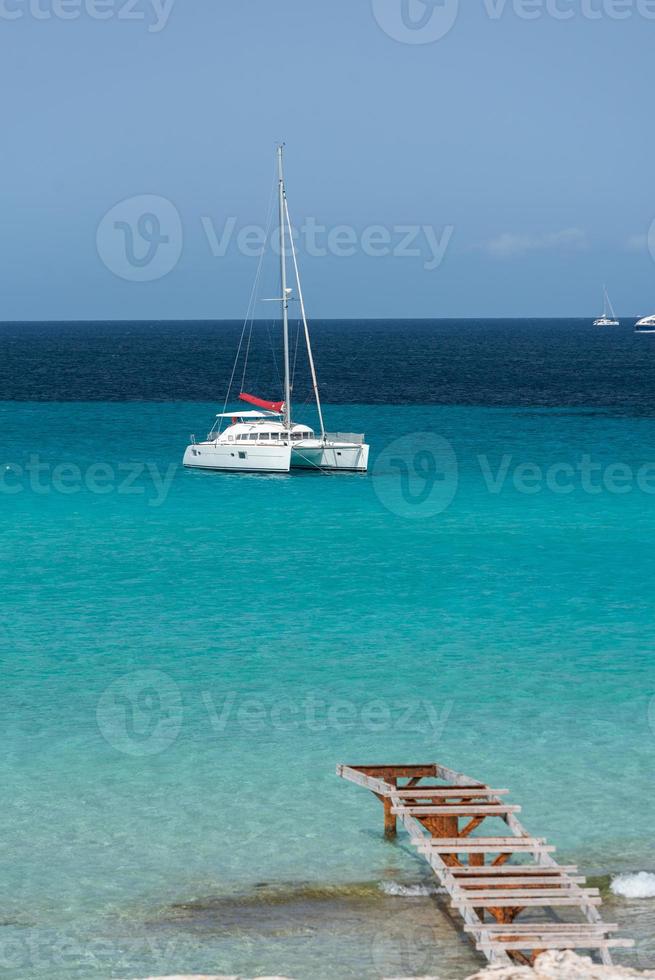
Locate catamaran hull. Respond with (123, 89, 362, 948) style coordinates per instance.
(291, 443, 370, 472)
(183, 440, 370, 474)
(183, 443, 291, 473)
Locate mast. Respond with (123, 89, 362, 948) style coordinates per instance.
(284, 196, 326, 439)
(278, 145, 292, 430)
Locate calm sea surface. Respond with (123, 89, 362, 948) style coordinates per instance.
(1, 320, 654, 978)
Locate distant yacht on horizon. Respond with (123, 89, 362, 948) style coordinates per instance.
(593, 286, 619, 327)
(183, 146, 370, 475)
(635, 313, 655, 333)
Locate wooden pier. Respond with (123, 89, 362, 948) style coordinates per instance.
(337, 762, 633, 968)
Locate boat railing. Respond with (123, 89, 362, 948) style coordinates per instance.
(324, 432, 365, 445)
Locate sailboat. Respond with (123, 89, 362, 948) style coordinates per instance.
(183, 146, 370, 474)
(593, 287, 619, 326)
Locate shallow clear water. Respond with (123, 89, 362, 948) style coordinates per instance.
(1, 391, 654, 978)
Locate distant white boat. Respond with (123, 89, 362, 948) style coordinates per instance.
(183, 146, 370, 474)
(635, 313, 655, 333)
(593, 286, 619, 327)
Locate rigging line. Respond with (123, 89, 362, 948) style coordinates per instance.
(290, 448, 331, 473)
(290, 317, 302, 388)
(283, 196, 325, 438)
(240, 318, 254, 393)
(221, 164, 277, 420)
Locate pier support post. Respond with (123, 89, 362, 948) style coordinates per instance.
(383, 797, 396, 839)
(376, 778, 397, 839)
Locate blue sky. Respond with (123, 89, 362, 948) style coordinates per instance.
(1, 0, 654, 319)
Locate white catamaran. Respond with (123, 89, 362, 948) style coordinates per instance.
(593, 286, 619, 327)
(183, 146, 369, 474)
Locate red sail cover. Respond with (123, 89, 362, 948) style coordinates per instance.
(239, 393, 285, 413)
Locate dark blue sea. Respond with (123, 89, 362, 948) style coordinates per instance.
(2, 318, 655, 410)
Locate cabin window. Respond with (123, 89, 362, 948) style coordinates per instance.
(228, 435, 233, 442)
(238, 451, 247, 459)
(260, 433, 270, 441)
(270, 432, 279, 440)
(249, 434, 257, 441)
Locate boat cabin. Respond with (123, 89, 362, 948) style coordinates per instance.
(210, 412, 315, 445)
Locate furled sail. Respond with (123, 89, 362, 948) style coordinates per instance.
(239, 393, 285, 413)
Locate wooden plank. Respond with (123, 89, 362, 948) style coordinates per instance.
(420, 844, 556, 854)
(451, 864, 586, 881)
(350, 764, 437, 777)
(417, 837, 544, 846)
(459, 876, 586, 886)
(433, 763, 489, 787)
(453, 896, 603, 908)
(465, 923, 620, 934)
(452, 888, 600, 900)
(394, 804, 521, 816)
(336, 766, 391, 797)
(480, 939, 634, 951)
(452, 865, 579, 876)
(394, 788, 509, 798)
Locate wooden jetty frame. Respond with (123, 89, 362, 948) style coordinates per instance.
(337, 762, 632, 967)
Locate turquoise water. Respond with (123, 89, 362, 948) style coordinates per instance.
(2, 400, 655, 978)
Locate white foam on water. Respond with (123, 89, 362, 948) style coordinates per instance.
(378, 881, 444, 897)
(610, 872, 655, 899)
